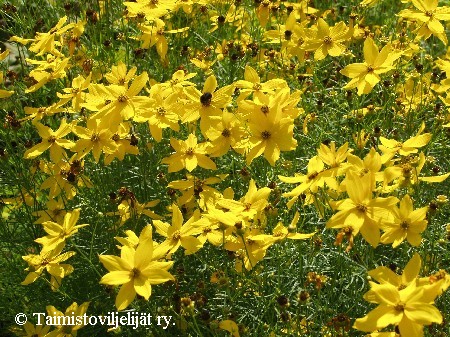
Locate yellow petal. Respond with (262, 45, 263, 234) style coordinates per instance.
(219, 320, 240, 337)
(116, 281, 136, 311)
(100, 271, 132, 285)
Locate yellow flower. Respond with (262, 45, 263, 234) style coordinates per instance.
(133, 87, 180, 142)
(262, 211, 316, 242)
(45, 302, 90, 337)
(218, 179, 271, 222)
(26, 57, 70, 93)
(72, 117, 118, 163)
(167, 173, 227, 206)
(327, 172, 398, 247)
(182, 74, 233, 135)
(382, 152, 450, 191)
(279, 156, 336, 209)
(317, 141, 351, 171)
(24, 119, 74, 163)
(124, 0, 176, 21)
(21, 321, 51, 337)
(57, 73, 91, 112)
(105, 61, 137, 86)
(20, 102, 66, 125)
(204, 110, 246, 157)
(354, 281, 443, 336)
(22, 243, 75, 290)
(35, 208, 88, 253)
(161, 134, 216, 172)
(83, 72, 149, 125)
(305, 18, 352, 60)
(33, 197, 67, 224)
(367, 253, 423, 290)
(137, 18, 189, 64)
(399, 0, 450, 44)
(379, 128, 431, 163)
(234, 65, 286, 102)
(243, 101, 297, 166)
(152, 205, 204, 257)
(380, 195, 428, 247)
(103, 122, 140, 165)
(28, 16, 75, 56)
(340, 38, 400, 95)
(39, 156, 93, 200)
(225, 228, 273, 272)
(115, 198, 161, 226)
(114, 225, 154, 250)
(99, 229, 174, 311)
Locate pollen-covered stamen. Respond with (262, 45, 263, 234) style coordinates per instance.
(47, 135, 57, 143)
(130, 267, 141, 278)
(172, 230, 181, 241)
(360, 168, 370, 176)
(111, 134, 120, 142)
(400, 220, 409, 230)
(91, 133, 100, 142)
(200, 92, 213, 107)
(221, 128, 231, 137)
(367, 65, 374, 73)
(356, 203, 367, 213)
(185, 147, 195, 156)
(261, 130, 271, 139)
(157, 107, 166, 116)
(425, 11, 434, 18)
(118, 94, 128, 102)
(253, 82, 262, 91)
(261, 105, 269, 114)
(394, 302, 405, 312)
(323, 36, 333, 44)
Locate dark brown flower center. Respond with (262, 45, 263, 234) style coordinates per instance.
(261, 131, 271, 139)
(200, 92, 212, 107)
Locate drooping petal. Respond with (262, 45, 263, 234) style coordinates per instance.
(115, 281, 136, 311)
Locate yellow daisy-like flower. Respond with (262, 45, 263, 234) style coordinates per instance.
(99, 229, 174, 311)
(161, 133, 216, 172)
